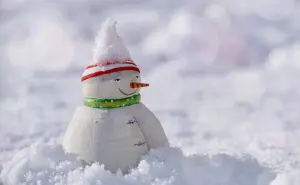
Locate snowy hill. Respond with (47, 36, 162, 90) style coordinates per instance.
(1, 0, 300, 184)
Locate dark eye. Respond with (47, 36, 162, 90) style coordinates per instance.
(114, 78, 121, 82)
(136, 76, 139, 78)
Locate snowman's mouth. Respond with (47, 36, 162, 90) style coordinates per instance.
(118, 88, 138, 96)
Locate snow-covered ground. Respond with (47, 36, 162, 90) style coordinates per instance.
(1, 0, 300, 184)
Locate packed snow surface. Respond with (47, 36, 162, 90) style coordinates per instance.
(1, 0, 300, 184)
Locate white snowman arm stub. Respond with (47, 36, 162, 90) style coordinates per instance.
(134, 103, 169, 149)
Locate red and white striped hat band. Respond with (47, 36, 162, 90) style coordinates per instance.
(81, 60, 140, 82)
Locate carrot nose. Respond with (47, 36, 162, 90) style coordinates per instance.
(130, 82, 149, 88)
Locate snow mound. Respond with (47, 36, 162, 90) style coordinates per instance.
(1, 143, 276, 185)
(0, 143, 81, 185)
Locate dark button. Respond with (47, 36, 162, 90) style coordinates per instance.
(134, 141, 145, 146)
(126, 119, 137, 124)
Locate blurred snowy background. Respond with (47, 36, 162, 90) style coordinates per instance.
(1, 0, 300, 184)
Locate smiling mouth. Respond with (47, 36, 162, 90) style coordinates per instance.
(118, 88, 138, 96)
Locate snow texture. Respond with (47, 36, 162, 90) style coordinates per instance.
(1, 143, 275, 185)
(1, 0, 300, 184)
(92, 18, 131, 64)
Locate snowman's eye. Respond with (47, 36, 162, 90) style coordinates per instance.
(114, 78, 121, 82)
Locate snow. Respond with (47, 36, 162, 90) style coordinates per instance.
(0, 143, 81, 185)
(1, 143, 275, 185)
(1, 0, 300, 184)
(92, 18, 131, 64)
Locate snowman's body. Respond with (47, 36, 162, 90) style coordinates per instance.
(63, 102, 167, 173)
(63, 19, 168, 173)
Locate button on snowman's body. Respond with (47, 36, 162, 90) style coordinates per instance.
(62, 19, 169, 173)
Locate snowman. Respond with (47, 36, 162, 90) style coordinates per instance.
(62, 19, 169, 173)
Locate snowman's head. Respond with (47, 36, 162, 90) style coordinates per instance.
(81, 19, 148, 99)
(82, 69, 148, 99)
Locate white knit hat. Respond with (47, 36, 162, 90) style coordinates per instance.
(81, 19, 140, 82)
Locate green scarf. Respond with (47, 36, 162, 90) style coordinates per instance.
(83, 94, 141, 109)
